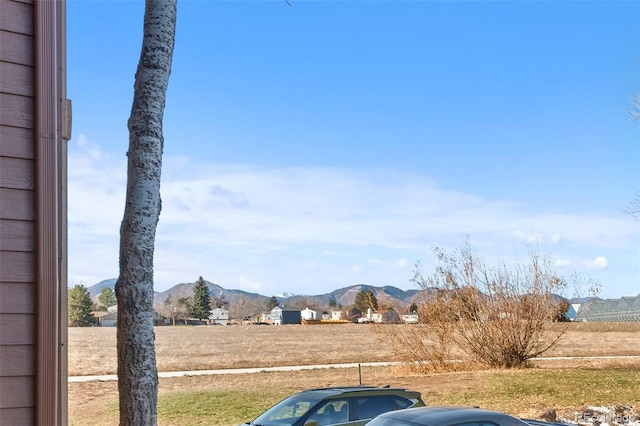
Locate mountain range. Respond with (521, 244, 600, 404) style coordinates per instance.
(86, 278, 606, 313)
(86, 278, 422, 310)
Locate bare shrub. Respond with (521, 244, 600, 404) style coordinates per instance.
(386, 240, 583, 369)
(374, 323, 454, 372)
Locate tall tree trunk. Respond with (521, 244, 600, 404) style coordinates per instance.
(115, 1, 176, 425)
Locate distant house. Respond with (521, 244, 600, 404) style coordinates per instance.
(331, 311, 343, 321)
(92, 305, 119, 327)
(250, 312, 271, 324)
(566, 304, 579, 321)
(359, 308, 400, 324)
(209, 307, 229, 325)
(97, 312, 118, 327)
(94, 306, 165, 327)
(270, 306, 301, 325)
(269, 306, 281, 324)
(301, 307, 317, 320)
(401, 313, 419, 324)
(371, 310, 400, 324)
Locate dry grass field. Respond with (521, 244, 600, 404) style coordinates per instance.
(68, 322, 640, 425)
(68, 322, 640, 376)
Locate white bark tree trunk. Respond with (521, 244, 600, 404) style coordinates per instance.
(115, 1, 176, 425)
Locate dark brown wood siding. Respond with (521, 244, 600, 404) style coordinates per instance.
(0, 0, 36, 424)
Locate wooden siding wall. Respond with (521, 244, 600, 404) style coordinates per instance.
(0, 0, 36, 424)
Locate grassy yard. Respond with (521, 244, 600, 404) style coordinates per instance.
(68, 322, 640, 425)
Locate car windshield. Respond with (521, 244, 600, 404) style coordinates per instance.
(251, 393, 325, 426)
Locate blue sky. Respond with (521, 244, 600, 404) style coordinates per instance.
(67, 0, 639, 299)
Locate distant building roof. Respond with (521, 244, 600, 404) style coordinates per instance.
(576, 295, 640, 322)
(280, 307, 301, 312)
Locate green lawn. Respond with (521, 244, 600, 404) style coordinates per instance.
(153, 369, 640, 426)
(69, 367, 640, 426)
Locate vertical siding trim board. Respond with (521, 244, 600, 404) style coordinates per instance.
(34, 1, 68, 425)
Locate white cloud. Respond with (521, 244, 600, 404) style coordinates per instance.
(584, 256, 609, 270)
(513, 230, 542, 244)
(550, 233, 563, 245)
(395, 258, 409, 268)
(66, 140, 639, 296)
(513, 230, 564, 246)
(237, 276, 263, 290)
(76, 133, 104, 161)
(554, 258, 571, 268)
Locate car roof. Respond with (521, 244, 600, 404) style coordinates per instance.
(297, 385, 420, 397)
(374, 406, 530, 426)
